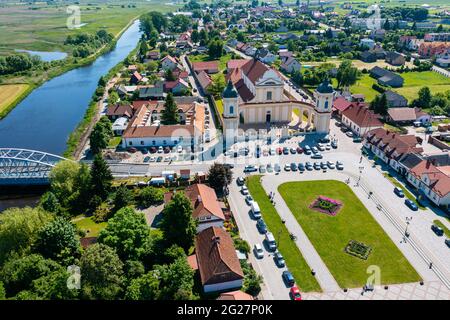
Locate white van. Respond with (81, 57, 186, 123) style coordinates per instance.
(265, 232, 277, 251)
(250, 201, 261, 219)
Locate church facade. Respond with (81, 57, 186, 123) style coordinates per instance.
(221, 59, 333, 144)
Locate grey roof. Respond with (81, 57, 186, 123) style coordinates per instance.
(384, 90, 407, 103)
(316, 78, 334, 94)
(399, 153, 423, 169)
(223, 80, 238, 98)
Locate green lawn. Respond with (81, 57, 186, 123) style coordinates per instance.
(433, 220, 450, 237)
(347, 72, 450, 103)
(246, 176, 321, 293)
(278, 180, 421, 288)
(73, 216, 107, 237)
(108, 136, 122, 148)
(215, 98, 224, 117)
(189, 54, 232, 72)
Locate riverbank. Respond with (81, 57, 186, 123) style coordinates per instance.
(0, 15, 139, 120)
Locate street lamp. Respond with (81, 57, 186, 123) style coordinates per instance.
(405, 216, 413, 237)
(357, 166, 364, 186)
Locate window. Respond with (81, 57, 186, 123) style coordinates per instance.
(140, 141, 144, 145)
(229, 105, 234, 114)
(163, 140, 166, 145)
(266, 91, 272, 100)
(324, 100, 329, 109)
(152, 140, 156, 145)
(129, 141, 133, 146)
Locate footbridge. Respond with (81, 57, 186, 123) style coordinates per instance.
(0, 148, 71, 185)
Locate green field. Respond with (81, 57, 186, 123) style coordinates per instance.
(246, 176, 321, 293)
(0, 1, 178, 56)
(348, 72, 450, 103)
(278, 180, 421, 288)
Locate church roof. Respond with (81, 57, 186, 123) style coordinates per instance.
(223, 80, 238, 98)
(316, 78, 334, 94)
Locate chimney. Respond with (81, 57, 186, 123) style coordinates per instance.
(211, 236, 221, 246)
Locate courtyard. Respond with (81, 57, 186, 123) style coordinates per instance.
(278, 180, 422, 288)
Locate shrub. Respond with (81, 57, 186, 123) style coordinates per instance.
(137, 187, 165, 208)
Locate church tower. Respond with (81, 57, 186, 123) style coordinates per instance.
(222, 80, 239, 148)
(313, 78, 334, 134)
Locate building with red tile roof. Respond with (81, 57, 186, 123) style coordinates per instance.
(341, 105, 383, 136)
(195, 226, 244, 293)
(217, 290, 254, 300)
(191, 61, 219, 74)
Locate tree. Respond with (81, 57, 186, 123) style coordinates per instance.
(208, 39, 224, 59)
(191, 30, 199, 43)
(207, 162, 233, 193)
(137, 186, 165, 208)
(113, 185, 134, 211)
(80, 243, 124, 300)
(49, 160, 90, 211)
(154, 257, 195, 300)
(0, 282, 5, 300)
(165, 68, 175, 81)
(98, 207, 152, 261)
(161, 93, 179, 125)
(39, 191, 61, 214)
(30, 268, 79, 300)
(125, 272, 160, 300)
(90, 154, 113, 201)
(371, 93, 389, 116)
(336, 60, 360, 89)
(33, 217, 80, 262)
(416, 86, 432, 108)
(1, 254, 61, 297)
(0, 207, 53, 264)
(160, 193, 197, 252)
(90, 116, 113, 155)
(107, 91, 120, 105)
(210, 74, 226, 99)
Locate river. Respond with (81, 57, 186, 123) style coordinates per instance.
(0, 20, 141, 156)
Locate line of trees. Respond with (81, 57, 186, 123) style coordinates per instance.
(65, 30, 114, 58)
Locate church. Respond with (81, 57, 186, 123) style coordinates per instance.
(221, 58, 334, 144)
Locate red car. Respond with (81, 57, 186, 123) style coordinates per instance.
(296, 147, 303, 154)
(290, 286, 302, 301)
(276, 147, 283, 155)
(127, 147, 138, 153)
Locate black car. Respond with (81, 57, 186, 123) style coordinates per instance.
(405, 199, 418, 211)
(282, 271, 295, 287)
(313, 162, 321, 170)
(290, 148, 296, 154)
(431, 224, 444, 236)
(298, 163, 305, 172)
(283, 147, 289, 155)
(305, 162, 313, 171)
(290, 163, 298, 171)
(236, 177, 245, 186)
(256, 219, 267, 234)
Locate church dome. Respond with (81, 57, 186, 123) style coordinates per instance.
(223, 80, 238, 98)
(316, 78, 334, 94)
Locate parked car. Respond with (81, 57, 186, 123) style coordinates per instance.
(445, 238, 450, 248)
(276, 147, 283, 155)
(290, 148, 297, 154)
(290, 286, 302, 301)
(156, 156, 163, 162)
(241, 185, 249, 195)
(274, 251, 285, 267)
(303, 145, 312, 155)
(405, 199, 418, 211)
(244, 165, 258, 173)
(265, 232, 277, 251)
(245, 195, 253, 205)
(431, 224, 444, 236)
(259, 165, 266, 173)
(149, 156, 156, 162)
(312, 146, 319, 154)
(296, 147, 303, 154)
(331, 140, 338, 149)
(237, 177, 245, 186)
(311, 153, 323, 159)
(141, 148, 148, 154)
(298, 163, 305, 172)
(327, 161, 335, 169)
(290, 163, 298, 171)
(254, 244, 264, 259)
(319, 135, 331, 143)
(393, 187, 405, 198)
(157, 146, 164, 153)
(283, 147, 289, 155)
(282, 271, 295, 287)
(336, 161, 344, 170)
(266, 163, 274, 173)
(274, 163, 281, 173)
(313, 162, 321, 170)
(346, 131, 354, 137)
(284, 164, 291, 171)
(256, 219, 268, 234)
(128, 147, 138, 153)
(317, 144, 325, 151)
(270, 147, 276, 155)
(320, 161, 328, 170)
(149, 147, 157, 153)
(143, 156, 150, 163)
(251, 201, 262, 219)
(305, 162, 313, 171)
(177, 145, 183, 153)
(353, 136, 362, 143)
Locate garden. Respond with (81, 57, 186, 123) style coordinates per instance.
(279, 180, 421, 288)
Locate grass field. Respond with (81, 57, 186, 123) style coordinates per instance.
(246, 176, 322, 293)
(278, 180, 421, 288)
(347, 72, 450, 103)
(73, 215, 107, 237)
(0, 2, 178, 56)
(0, 84, 30, 113)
